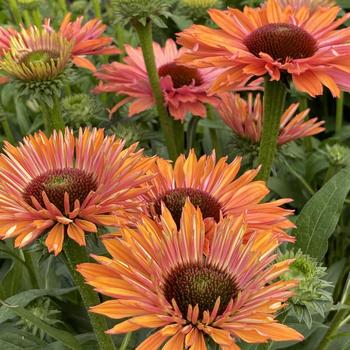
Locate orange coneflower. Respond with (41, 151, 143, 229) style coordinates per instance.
(177, 0, 350, 97)
(57, 13, 120, 72)
(141, 150, 295, 242)
(0, 128, 154, 255)
(78, 200, 304, 349)
(218, 93, 325, 145)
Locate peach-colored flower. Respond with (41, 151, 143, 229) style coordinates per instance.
(78, 200, 303, 349)
(58, 13, 120, 72)
(177, 0, 350, 97)
(0, 27, 17, 56)
(93, 39, 260, 121)
(0, 128, 154, 255)
(140, 150, 295, 242)
(218, 93, 325, 144)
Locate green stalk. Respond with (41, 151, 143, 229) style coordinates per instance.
(41, 96, 65, 134)
(318, 276, 350, 350)
(120, 332, 133, 350)
(298, 95, 312, 153)
(335, 91, 344, 137)
(92, 0, 102, 18)
(133, 20, 179, 160)
(0, 116, 15, 144)
(8, 0, 21, 24)
(22, 10, 32, 27)
(207, 105, 222, 158)
(187, 116, 200, 151)
(30, 8, 42, 28)
(58, 0, 67, 12)
(257, 77, 287, 181)
(64, 239, 117, 350)
(115, 24, 126, 58)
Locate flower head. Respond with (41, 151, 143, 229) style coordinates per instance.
(218, 93, 325, 145)
(94, 39, 221, 120)
(78, 201, 303, 349)
(0, 27, 72, 82)
(177, 0, 350, 97)
(0, 27, 17, 57)
(58, 13, 120, 72)
(0, 128, 154, 255)
(141, 150, 295, 242)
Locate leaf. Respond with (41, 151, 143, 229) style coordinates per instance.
(0, 325, 47, 349)
(294, 167, 350, 259)
(0, 303, 81, 350)
(0, 288, 77, 323)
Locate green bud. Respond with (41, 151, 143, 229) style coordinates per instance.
(17, 0, 41, 11)
(279, 249, 333, 328)
(325, 144, 349, 167)
(178, 0, 223, 20)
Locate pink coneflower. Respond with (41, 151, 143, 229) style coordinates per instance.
(93, 39, 259, 121)
(58, 13, 120, 72)
(218, 93, 325, 145)
(78, 200, 303, 349)
(0, 27, 17, 56)
(0, 128, 154, 255)
(177, 0, 350, 97)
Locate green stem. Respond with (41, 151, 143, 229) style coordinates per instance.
(257, 77, 287, 181)
(57, 0, 67, 12)
(30, 9, 42, 28)
(0, 116, 15, 144)
(187, 116, 200, 151)
(64, 240, 116, 350)
(335, 91, 344, 137)
(92, 0, 102, 18)
(23, 251, 40, 289)
(115, 24, 126, 58)
(298, 95, 312, 153)
(207, 105, 222, 158)
(41, 96, 65, 134)
(8, 0, 21, 24)
(133, 20, 179, 160)
(318, 275, 350, 350)
(120, 332, 132, 350)
(22, 10, 32, 27)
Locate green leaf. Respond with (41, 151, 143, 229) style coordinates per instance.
(0, 303, 81, 350)
(294, 167, 350, 259)
(0, 288, 77, 323)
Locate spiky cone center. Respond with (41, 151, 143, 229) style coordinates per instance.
(23, 168, 97, 213)
(0, 28, 72, 81)
(154, 188, 221, 227)
(244, 23, 317, 62)
(163, 263, 238, 318)
(158, 62, 203, 88)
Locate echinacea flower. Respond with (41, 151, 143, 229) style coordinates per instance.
(57, 13, 120, 72)
(177, 0, 350, 97)
(0, 27, 17, 56)
(0, 27, 72, 82)
(218, 93, 325, 145)
(278, 0, 336, 11)
(78, 200, 304, 349)
(0, 128, 154, 255)
(141, 150, 295, 242)
(93, 39, 221, 120)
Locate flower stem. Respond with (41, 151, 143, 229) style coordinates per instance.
(120, 332, 132, 350)
(298, 95, 312, 153)
(187, 116, 200, 151)
(335, 91, 344, 137)
(207, 105, 222, 158)
(41, 96, 65, 134)
(0, 116, 15, 144)
(8, 0, 21, 24)
(64, 239, 116, 350)
(318, 275, 350, 350)
(257, 77, 287, 181)
(92, 0, 102, 18)
(30, 9, 42, 28)
(133, 20, 179, 160)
